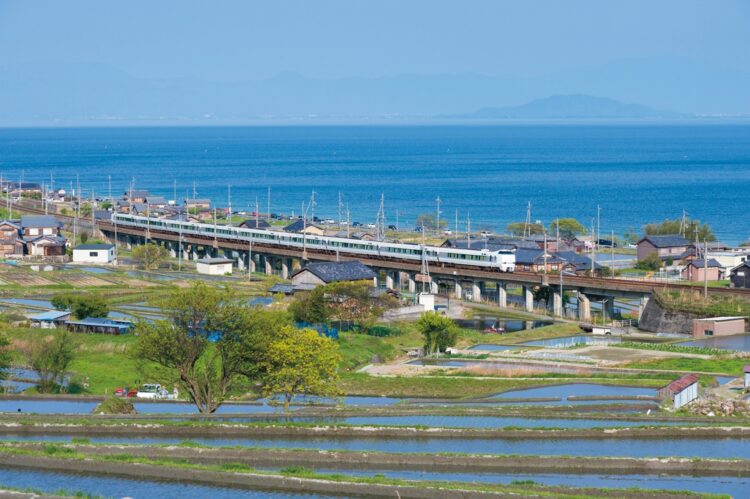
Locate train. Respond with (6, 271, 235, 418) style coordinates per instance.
(112, 213, 516, 272)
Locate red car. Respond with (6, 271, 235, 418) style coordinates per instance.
(114, 387, 139, 398)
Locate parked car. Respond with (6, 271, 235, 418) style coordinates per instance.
(136, 383, 163, 399)
(387, 225, 397, 231)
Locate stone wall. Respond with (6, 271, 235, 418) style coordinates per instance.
(638, 298, 701, 334)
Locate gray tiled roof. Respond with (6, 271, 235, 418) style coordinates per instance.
(75, 243, 114, 250)
(20, 215, 61, 229)
(514, 248, 565, 265)
(295, 261, 376, 283)
(240, 219, 271, 229)
(639, 234, 691, 248)
(687, 258, 722, 268)
(284, 219, 320, 233)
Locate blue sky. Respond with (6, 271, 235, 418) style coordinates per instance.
(0, 1, 748, 121)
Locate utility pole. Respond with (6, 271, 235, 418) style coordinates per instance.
(173, 179, 176, 204)
(346, 204, 350, 238)
(338, 192, 343, 229)
(255, 197, 260, 229)
(596, 205, 601, 250)
(555, 218, 560, 250)
(590, 221, 596, 277)
(466, 213, 471, 250)
(611, 229, 615, 278)
(524, 202, 532, 238)
(376, 193, 385, 242)
(267, 186, 271, 220)
(192, 181, 197, 199)
(302, 200, 308, 260)
(178, 221, 182, 271)
(310, 191, 317, 222)
(543, 230, 548, 275)
(703, 239, 709, 300)
(109, 176, 113, 204)
(396, 209, 399, 232)
(435, 196, 441, 236)
(455, 209, 459, 236)
(227, 184, 232, 219)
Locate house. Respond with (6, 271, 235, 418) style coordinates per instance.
(658, 374, 699, 409)
(284, 219, 325, 235)
(27, 236, 66, 257)
(681, 259, 724, 282)
(555, 251, 602, 274)
(185, 198, 211, 210)
(333, 230, 375, 241)
(7, 182, 42, 195)
(0, 221, 24, 256)
(513, 248, 574, 273)
(729, 262, 750, 289)
(145, 196, 168, 208)
(196, 257, 233, 275)
(20, 215, 62, 238)
(65, 317, 134, 334)
(239, 219, 272, 230)
(291, 261, 376, 288)
(636, 235, 694, 264)
(124, 190, 149, 204)
(706, 250, 750, 270)
(691, 317, 746, 338)
(28, 310, 71, 329)
(73, 243, 116, 264)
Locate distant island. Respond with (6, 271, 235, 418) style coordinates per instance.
(443, 94, 684, 120)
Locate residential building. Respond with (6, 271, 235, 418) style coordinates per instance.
(291, 261, 376, 288)
(729, 262, 750, 289)
(19, 215, 65, 257)
(658, 374, 699, 409)
(636, 235, 694, 263)
(681, 258, 725, 282)
(196, 257, 233, 275)
(239, 219, 272, 230)
(124, 190, 149, 204)
(73, 243, 116, 264)
(0, 221, 24, 256)
(707, 250, 750, 270)
(284, 219, 325, 235)
(691, 317, 746, 338)
(185, 198, 212, 210)
(145, 196, 168, 208)
(513, 248, 574, 273)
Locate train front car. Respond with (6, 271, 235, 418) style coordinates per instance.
(494, 249, 516, 272)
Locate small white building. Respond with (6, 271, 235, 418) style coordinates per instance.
(72, 243, 116, 264)
(196, 257, 233, 276)
(658, 374, 700, 409)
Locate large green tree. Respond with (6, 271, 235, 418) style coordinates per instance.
(643, 218, 715, 242)
(51, 293, 109, 320)
(549, 218, 587, 240)
(24, 330, 76, 393)
(132, 243, 169, 270)
(261, 326, 340, 410)
(416, 311, 458, 355)
(506, 222, 545, 237)
(326, 281, 398, 333)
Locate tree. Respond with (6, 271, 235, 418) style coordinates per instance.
(549, 218, 586, 240)
(0, 333, 10, 384)
(415, 214, 446, 231)
(52, 293, 109, 319)
(288, 287, 330, 324)
(133, 282, 246, 413)
(643, 218, 715, 242)
(635, 252, 663, 271)
(132, 243, 168, 270)
(80, 231, 89, 244)
(325, 281, 398, 333)
(261, 326, 340, 410)
(100, 201, 113, 210)
(25, 330, 76, 393)
(416, 311, 458, 355)
(506, 222, 544, 237)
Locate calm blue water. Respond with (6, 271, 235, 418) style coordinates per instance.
(1, 125, 748, 242)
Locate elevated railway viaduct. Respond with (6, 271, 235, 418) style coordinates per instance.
(97, 221, 749, 321)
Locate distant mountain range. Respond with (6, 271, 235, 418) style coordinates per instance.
(0, 58, 748, 125)
(444, 95, 684, 120)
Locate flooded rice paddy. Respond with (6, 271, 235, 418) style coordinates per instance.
(455, 316, 553, 333)
(678, 334, 750, 352)
(520, 335, 621, 348)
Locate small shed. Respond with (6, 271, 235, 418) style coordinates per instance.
(196, 257, 233, 276)
(681, 258, 725, 282)
(691, 317, 746, 338)
(65, 317, 134, 334)
(658, 374, 700, 409)
(28, 310, 71, 329)
(744, 366, 750, 389)
(73, 243, 116, 264)
(291, 261, 376, 288)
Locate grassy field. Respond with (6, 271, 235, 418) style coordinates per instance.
(627, 356, 749, 376)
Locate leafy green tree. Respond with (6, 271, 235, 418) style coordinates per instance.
(288, 287, 330, 324)
(326, 281, 398, 333)
(100, 201, 113, 210)
(132, 243, 168, 270)
(416, 311, 458, 355)
(415, 214, 446, 231)
(79, 203, 92, 218)
(635, 252, 663, 271)
(24, 330, 76, 393)
(643, 218, 715, 242)
(506, 222, 544, 237)
(261, 326, 340, 410)
(549, 218, 586, 240)
(79, 231, 89, 244)
(52, 293, 108, 319)
(0, 333, 10, 384)
(133, 283, 246, 413)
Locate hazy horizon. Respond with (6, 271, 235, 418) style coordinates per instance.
(1, 1, 748, 125)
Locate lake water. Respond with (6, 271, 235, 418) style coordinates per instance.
(467, 344, 520, 351)
(679, 334, 750, 351)
(0, 125, 748, 243)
